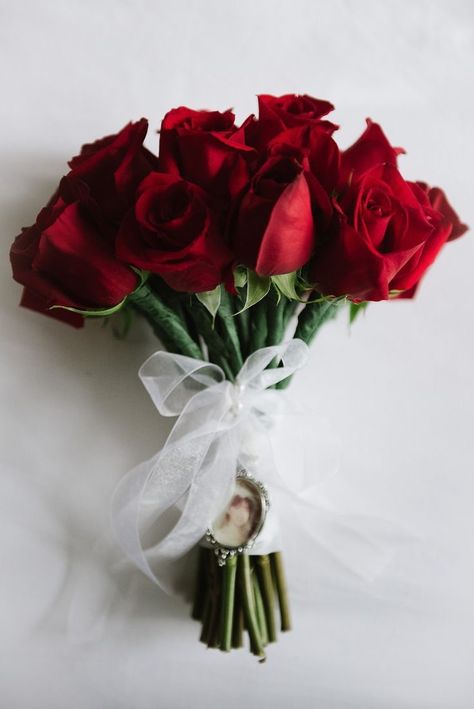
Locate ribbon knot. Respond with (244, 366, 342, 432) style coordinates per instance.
(229, 383, 245, 417)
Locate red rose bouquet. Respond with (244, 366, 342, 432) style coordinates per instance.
(10, 94, 467, 661)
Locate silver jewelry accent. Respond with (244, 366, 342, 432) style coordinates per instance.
(205, 469, 270, 566)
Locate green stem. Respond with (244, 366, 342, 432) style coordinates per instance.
(231, 591, 244, 649)
(219, 555, 238, 652)
(191, 547, 208, 621)
(266, 291, 287, 347)
(187, 300, 235, 380)
(217, 291, 244, 376)
(150, 275, 187, 325)
(270, 552, 291, 632)
(238, 555, 266, 661)
(294, 298, 340, 345)
(235, 295, 250, 359)
(248, 299, 268, 355)
(128, 284, 202, 358)
(256, 555, 277, 642)
(206, 554, 222, 649)
(284, 298, 299, 326)
(253, 572, 269, 646)
(199, 593, 211, 644)
(276, 298, 341, 389)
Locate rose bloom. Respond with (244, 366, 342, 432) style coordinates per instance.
(10, 176, 138, 327)
(158, 107, 254, 201)
(312, 121, 467, 300)
(116, 172, 232, 292)
(232, 117, 340, 277)
(250, 93, 338, 149)
(69, 118, 158, 222)
(10, 120, 157, 325)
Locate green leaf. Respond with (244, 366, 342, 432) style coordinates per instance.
(271, 272, 299, 301)
(196, 285, 222, 322)
(349, 300, 368, 324)
(50, 267, 150, 319)
(130, 267, 150, 289)
(50, 296, 128, 318)
(237, 270, 271, 314)
(233, 266, 247, 289)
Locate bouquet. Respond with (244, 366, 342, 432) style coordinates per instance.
(10, 94, 467, 661)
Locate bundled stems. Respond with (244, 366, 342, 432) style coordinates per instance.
(293, 298, 340, 346)
(193, 549, 291, 660)
(186, 300, 235, 380)
(128, 284, 202, 359)
(128, 279, 341, 386)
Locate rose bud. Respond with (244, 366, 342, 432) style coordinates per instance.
(232, 151, 315, 276)
(116, 172, 232, 292)
(69, 118, 158, 222)
(243, 94, 337, 154)
(259, 93, 337, 134)
(158, 107, 255, 200)
(10, 177, 138, 327)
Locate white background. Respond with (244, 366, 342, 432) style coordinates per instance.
(1, 1, 473, 707)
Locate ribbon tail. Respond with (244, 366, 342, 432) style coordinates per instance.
(111, 383, 240, 595)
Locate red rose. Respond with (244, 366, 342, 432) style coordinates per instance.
(158, 107, 254, 200)
(412, 183, 467, 241)
(232, 125, 340, 276)
(116, 172, 232, 292)
(312, 162, 457, 300)
(69, 119, 157, 222)
(245, 94, 337, 152)
(10, 177, 138, 327)
(268, 124, 340, 197)
(392, 181, 468, 298)
(232, 151, 314, 276)
(340, 119, 404, 184)
(259, 93, 337, 133)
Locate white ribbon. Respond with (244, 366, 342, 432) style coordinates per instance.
(111, 339, 308, 594)
(111, 338, 405, 597)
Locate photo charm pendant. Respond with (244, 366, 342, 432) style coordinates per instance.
(205, 470, 270, 566)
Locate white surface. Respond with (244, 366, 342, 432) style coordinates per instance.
(1, 1, 473, 707)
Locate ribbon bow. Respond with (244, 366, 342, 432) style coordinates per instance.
(111, 339, 309, 594)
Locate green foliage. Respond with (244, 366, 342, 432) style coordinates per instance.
(50, 296, 128, 318)
(49, 267, 149, 319)
(233, 267, 248, 289)
(196, 285, 222, 322)
(238, 270, 271, 313)
(349, 300, 368, 324)
(271, 272, 299, 301)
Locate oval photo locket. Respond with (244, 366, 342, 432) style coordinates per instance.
(206, 471, 270, 563)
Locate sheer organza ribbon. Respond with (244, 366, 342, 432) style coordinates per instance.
(111, 339, 400, 596)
